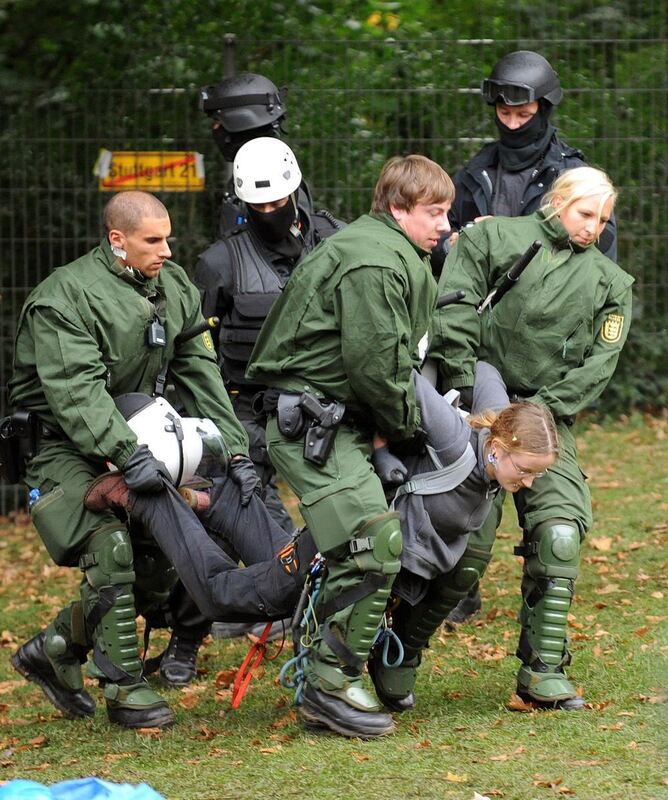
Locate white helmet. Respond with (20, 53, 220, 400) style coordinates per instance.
(113, 394, 226, 486)
(233, 137, 302, 203)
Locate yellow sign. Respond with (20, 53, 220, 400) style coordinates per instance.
(94, 149, 205, 192)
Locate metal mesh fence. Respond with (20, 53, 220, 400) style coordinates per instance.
(1, 26, 666, 509)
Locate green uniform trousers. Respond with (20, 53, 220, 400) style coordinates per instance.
(266, 416, 394, 688)
(26, 440, 178, 641)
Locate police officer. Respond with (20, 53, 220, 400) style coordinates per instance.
(247, 155, 455, 737)
(195, 137, 342, 535)
(9, 191, 254, 728)
(429, 167, 633, 708)
(199, 72, 315, 235)
(441, 50, 618, 625)
(433, 50, 616, 282)
(190, 137, 341, 644)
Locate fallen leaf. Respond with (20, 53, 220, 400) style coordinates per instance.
(271, 710, 297, 729)
(590, 537, 612, 551)
(445, 771, 468, 782)
(506, 693, 535, 712)
(352, 753, 370, 762)
(135, 728, 164, 738)
(597, 583, 619, 595)
(639, 693, 667, 704)
(179, 693, 201, 709)
(215, 669, 237, 688)
(193, 726, 218, 741)
(208, 747, 231, 756)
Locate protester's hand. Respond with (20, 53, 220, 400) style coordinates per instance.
(372, 446, 408, 486)
(229, 455, 262, 506)
(122, 444, 170, 493)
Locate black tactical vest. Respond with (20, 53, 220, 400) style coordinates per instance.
(218, 231, 290, 387)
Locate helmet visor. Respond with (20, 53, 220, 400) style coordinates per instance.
(481, 79, 536, 106)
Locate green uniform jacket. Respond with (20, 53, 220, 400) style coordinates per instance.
(429, 210, 633, 419)
(247, 213, 437, 440)
(9, 238, 248, 467)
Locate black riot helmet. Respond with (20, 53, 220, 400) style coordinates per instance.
(199, 72, 287, 133)
(481, 51, 563, 107)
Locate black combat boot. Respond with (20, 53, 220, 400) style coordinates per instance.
(12, 632, 96, 719)
(144, 630, 205, 688)
(300, 684, 395, 739)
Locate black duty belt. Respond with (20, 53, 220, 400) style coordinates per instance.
(261, 390, 373, 433)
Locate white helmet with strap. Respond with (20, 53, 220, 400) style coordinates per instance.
(233, 136, 302, 203)
(114, 394, 226, 486)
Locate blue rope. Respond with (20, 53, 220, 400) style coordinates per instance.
(374, 626, 404, 669)
(278, 561, 323, 706)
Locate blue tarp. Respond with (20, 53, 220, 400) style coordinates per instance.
(0, 778, 165, 800)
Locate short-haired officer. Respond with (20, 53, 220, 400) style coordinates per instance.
(8, 191, 253, 728)
(247, 155, 455, 738)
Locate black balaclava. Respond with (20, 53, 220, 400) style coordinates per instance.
(212, 123, 281, 163)
(494, 101, 556, 172)
(246, 194, 303, 260)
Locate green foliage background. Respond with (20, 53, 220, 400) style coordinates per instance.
(0, 0, 666, 414)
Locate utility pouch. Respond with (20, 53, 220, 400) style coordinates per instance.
(0, 410, 40, 483)
(276, 393, 307, 440)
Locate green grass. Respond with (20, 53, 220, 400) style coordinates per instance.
(1, 413, 666, 799)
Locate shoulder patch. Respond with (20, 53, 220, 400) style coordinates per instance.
(201, 330, 215, 352)
(600, 313, 624, 344)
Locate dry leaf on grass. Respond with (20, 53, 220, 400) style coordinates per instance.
(597, 583, 619, 594)
(178, 693, 202, 710)
(214, 668, 237, 688)
(590, 537, 613, 551)
(193, 726, 219, 741)
(506, 693, 536, 712)
(271, 710, 297, 729)
(638, 692, 667, 704)
(445, 771, 468, 782)
(533, 777, 575, 794)
(135, 727, 164, 738)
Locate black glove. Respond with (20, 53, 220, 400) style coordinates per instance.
(228, 455, 262, 506)
(455, 385, 474, 412)
(122, 444, 170, 493)
(372, 446, 408, 486)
